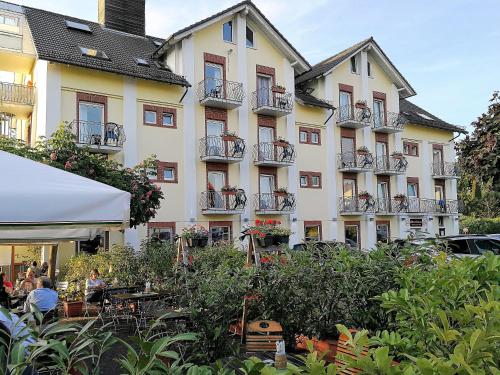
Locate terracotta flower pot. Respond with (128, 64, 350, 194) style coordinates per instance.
(64, 301, 83, 318)
(274, 191, 288, 197)
(296, 336, 338, 363)
(223, 135, 237, 142)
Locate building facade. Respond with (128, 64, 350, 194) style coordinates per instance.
(0, 0, 464, 259)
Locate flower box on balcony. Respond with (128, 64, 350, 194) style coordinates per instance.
(394, 194, 407, 202)
(221, 186, 238, 195)
(355, 100, 367, 109)
(356, 146, 370, 155)
(358, 191, 372, 200)
(222, 131, 239, 142)
(271, 85, 286, 94)
(391, 152, 404, 159)
(273, 188, 289, 197)
(273, 138, 290, 148)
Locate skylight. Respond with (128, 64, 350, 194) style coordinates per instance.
(66, 20, 91, 33)
(153, 40, 162, 47)
(79, 46, 109, 60)
(135, 58, 150, 67)
(417, 112, 434, 121)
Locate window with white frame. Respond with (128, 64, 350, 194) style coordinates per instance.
(210, 226, 231, 243)
(150, 227, 174, 242)
(300, 175, 308, 187)
(246, 26, 254, 48)
(162, 112, 174, 127)
(350, 55, 358, 73)
(367, 61, 372, 77)
(223, 20, 233, 42)
(299, 130, 308, 143)
(144, 110, 157, 125)
(311, 132, 320, 144)
(163, 167, 175, 182)
(304, 223, 321, 241)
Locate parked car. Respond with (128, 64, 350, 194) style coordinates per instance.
(442, 235, 500, 257)
(486, 234, 500, 241)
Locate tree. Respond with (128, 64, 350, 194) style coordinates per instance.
(0, 124, 163, 227)
(456, 92, 500, 217)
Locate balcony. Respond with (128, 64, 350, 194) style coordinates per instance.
(372, 111, 406, 133)
(200, 190, 247, 215)
(337, 151, 374, 172)
(428, 199, 462, 215)
(0, 112, 16, 139)
(196, 78, 244, 109)
(391, 198, 435, 215)
(251, 87, 293, 117)
(338, 197, 376, 215)
(199, 135, 245, 163)
(0, 82, 35, 117)
(253, 141, 296, 167)
(374, 155, 408, 175)
(431, 162, 459, 179)
(336, 104, 371, 129)
(70, 120, 125, 154)
(374, 199, 395, 216)
(254, 193, 296, 215)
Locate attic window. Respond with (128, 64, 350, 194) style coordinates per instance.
(417, 113, 434, 121)
(152, 40, 162, 47)
(350, 56, 358, 73)
(79, 46, 109, 60)
(135, 58, 150, 67)
(246, 26, 254, 48)
(66, 20, 91, 33)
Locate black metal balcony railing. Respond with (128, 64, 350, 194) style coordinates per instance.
(197, 78, 244, 103)
(251, 88, 293, 112)
(429, 199, 462, 214)
(254, 193, 296, 213)
(0, 82, 35, 106)
(372, 111, 407, 131)
(336, 104, 372, 124)
(200, 190, 247, 213)
(432, 162, 459, 177)
(253, 142, 296, 165)
(338, 197, 376, 214)
(71, 120, 125, 148)
(337, 151, 374, 170)
(374, 155, 408, 174)
(375, 198, 394, 214)
(391, 198, 435, 214)
(199, 135, 246, 160)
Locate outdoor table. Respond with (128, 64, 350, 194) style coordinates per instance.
(112, 291, 167, 302)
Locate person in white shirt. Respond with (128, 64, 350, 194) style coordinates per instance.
(24, 277, 58, 313)
(85, 269, 106, 304)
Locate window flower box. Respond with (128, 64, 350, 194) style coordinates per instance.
(271, 85, 286, 94)
(355, 100, 367, 109)
(273, 138, 290, 148)
(394, 193, 407, 202)
(222, 131, 239, 142)
(358, 191, 372, 200)
(357, 146, 370, 155)
(273, 188, 289, 197)
(221, 186, 238, 195)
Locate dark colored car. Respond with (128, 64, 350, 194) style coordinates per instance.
(442, 235, 500, 257)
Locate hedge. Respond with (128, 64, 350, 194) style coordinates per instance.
(460, 216, 500, 234)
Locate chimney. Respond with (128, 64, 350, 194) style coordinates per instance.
(98, 0, 146, 36)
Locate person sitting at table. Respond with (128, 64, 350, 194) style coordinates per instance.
(85, 269, 106, 304)
(30, 261, 42, 278)
(24, 277, 58, 314)
(0, 273, 13, 292)
(0, 274, 10, 308)
(40, 262, 49, 276)
(19, 269, 36, 293)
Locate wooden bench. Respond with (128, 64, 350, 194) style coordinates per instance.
(244, 320, 283, 352)
(334, 329, 368, 375)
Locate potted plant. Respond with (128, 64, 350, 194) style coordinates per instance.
(358, 190, 372, 200)
(391, 151, 404, 159)
(273, 187, 289, 197)
(356, 146, 370, 155)
(247, 220, 274, 247)
(182, 225, 209, 247)
(62, 285, 84, 318)
(222, 131, 239, 142)
(221, 185, 238, 195)
(354, 100, 367, 109)
(271, 85, 286, 94)
(272, 225, 292, 246)
(394, 193, 407, 202)
(273, 137, 290, 148)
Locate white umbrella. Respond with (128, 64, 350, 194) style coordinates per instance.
(0, 150, 130, 243)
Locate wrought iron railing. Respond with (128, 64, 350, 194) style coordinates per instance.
(431, 161, 459, 177)
(336, 104, 372, 124)
(254, 193, 296, 212)
(391, 198, 435, 214)
(253, 142, 296, 164)
(70, 120, 126, 148)
(337, 151, 374, 170)
(199, 135, 245, 160)
(374, 155, 408, 173)
(251, 88, 293, 112)
(372, 111, 407, 130)
(428, 199, 461, 214)
(0, 82, 35, 106)
(338, 197, 376, 214)
(375, 198, 395, 214)
(200, 190, 247, 212)
(197, 78, 244, 103)
(0, 112, 16, 139)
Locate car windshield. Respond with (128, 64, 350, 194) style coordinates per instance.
(447, 239, 470, 254)
(473, 239, 500, 255)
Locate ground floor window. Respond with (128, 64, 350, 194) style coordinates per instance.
(304, 221, 322, 241)
(77, 232, 109, 254)
(148, 222, 175, 243)
(376, 223, 390, 244)
(345, 223, 360, 248)
(210, 222, 232, 244)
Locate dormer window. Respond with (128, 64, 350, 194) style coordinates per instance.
(246, 26, 254, 48)
(350, 56, 358, 74)
(367, 61, 372, 77)
(79, 46, 109, 61)
(0, 15, 19, 27)
(66, 20, 91, 33)
(223, 20, 233, 42)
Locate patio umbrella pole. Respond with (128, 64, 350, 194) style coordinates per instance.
(241, 234, 256, 344)
(48, 244, 58, 283)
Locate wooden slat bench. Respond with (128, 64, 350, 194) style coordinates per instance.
(244, 320, 283, 352)
(334, 330, 368, 375)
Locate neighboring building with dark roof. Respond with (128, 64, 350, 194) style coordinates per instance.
(0, 0, 463, 261)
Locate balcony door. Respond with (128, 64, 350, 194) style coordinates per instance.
(435, 185, 445, 213)
(433, 148, 444, 174)
(259, 126, 275, 161)
(79, 102, 104, 144)
(343, 178, 357, 212)
(373, 99, 385, 128)
(205, 63, 223, 98)
(341, 136, 355, 167)
(339, 91, 352, 121)
(407, 182, 419, 212)
(377, 181, 389, 212)
(257, 74, 272, 107)
(206, 120, 225, 156)
(376, 141, 387, 157)
(259, 174, 275, 209)
(208, 171, 226, 209)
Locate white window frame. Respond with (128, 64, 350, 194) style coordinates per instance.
(311, 175, 320, 187)
(162, 112, 174, 127)
(300, 175, 308, 187)
(163, 167, 175, 182)
(210, 226, 231, 244)
(305, 224, 321, 242)
(350, 55, 358, 74)
(299, 130, 308, 143)
(246, 25, 255, 48)
(311, 132, 319, 144)
(222, 20, 233, 43)
(367, 60, 372, 77)
(145, 110, 157, 125)
(151, 227, 174, 243)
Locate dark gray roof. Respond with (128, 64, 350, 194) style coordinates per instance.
(400, 99, 466, 133)
(295, 89, 335, 110)
(22, 6, 190, 87)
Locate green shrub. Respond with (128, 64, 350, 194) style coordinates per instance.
(460, 216, 500, 234)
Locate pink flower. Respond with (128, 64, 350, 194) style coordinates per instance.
(50, 152, 57, 161)
(64, 161, 72, 170)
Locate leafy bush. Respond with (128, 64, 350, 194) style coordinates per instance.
(460, 216, 500, 234)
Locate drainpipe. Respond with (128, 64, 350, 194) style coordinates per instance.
(179, 86, 189, 103)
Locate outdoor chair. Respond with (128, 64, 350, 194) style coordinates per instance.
(334, 329, 368, 374)
(244, 320, 283, 352)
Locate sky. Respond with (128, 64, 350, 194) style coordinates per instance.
(10, 0, 500, 132)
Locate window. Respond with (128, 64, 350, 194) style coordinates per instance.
(304, 222, 322, 241)
(473, 239, 500, 255)
(367, 61, 372, 77)
(438, 216, 444, 227)
(210, 224, 231, 243)
(246, 26, 254, 48)
(376, 223, 389, 243)
(154, 162, 178, 183)
(135, 57, 150, 67)
(144, 110, 157, 125)
(447, 239, 470, 254)
(299, 172, 322, 189)
(407, 183, 419, 198)
(345, 224, 360, 248)
(298, 127, 321, 145)
(403, 141, 419, 156)
(223, 20, 233, 42)
(65, 20, 91, 33)
(79, 46, 109, 60)
(162, 113, 174, 127)
(350, 55, 358, 73)
(0, 15, 18, 26)
(148, 223, 175, 243)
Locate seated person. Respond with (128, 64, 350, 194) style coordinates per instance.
(40, 262, 49, 276)
(24, 277, 58, 313)
(0, 272, 13, 292)
(19, 269, 36, 293)
(85, 269, 106, 304)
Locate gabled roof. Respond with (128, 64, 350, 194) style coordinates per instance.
(296, 37, 416, 99)
(295, 89, 335, 110)
(22, 6, 190, 87)
(153, 0, 310, 74)
(400, 99, 466, 134)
